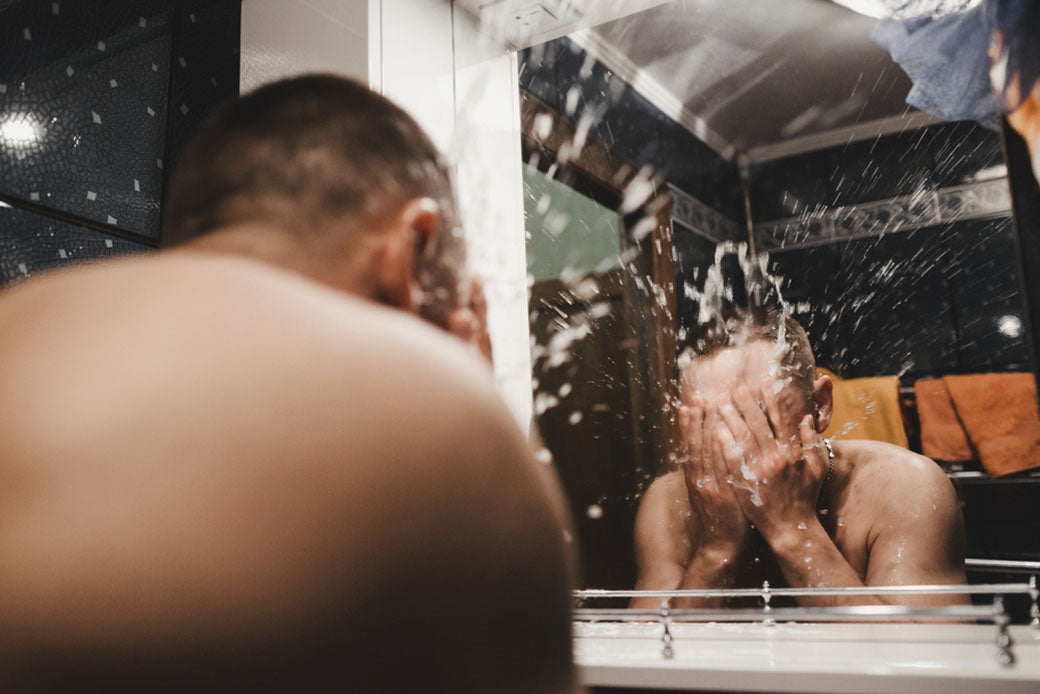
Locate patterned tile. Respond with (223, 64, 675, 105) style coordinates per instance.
(668, 183, 741, 244)
(753, 179, 1013, 251)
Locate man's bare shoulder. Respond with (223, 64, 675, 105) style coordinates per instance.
(635, 470, 692, 547)
(839, 440, 949, 487)
(835, 440, 958, 520)
(0, 254, 577, 691)
(0, 252, 506, 465)
(639, 470, 687, 514)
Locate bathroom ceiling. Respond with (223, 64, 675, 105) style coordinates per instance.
(587, 0, 918, 157)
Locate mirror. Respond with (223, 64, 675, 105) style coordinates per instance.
(508, 0, 1037, 607)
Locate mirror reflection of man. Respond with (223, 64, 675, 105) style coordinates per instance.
(632, 307, 967, 608)
(0, 75, 576, 693)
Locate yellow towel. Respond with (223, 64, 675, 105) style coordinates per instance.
(818, 367, 908, 448)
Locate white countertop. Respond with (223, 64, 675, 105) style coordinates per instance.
(575, 621, 1040, 693)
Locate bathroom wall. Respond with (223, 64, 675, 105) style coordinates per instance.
(520, 37, 743, 218)
(749, 120, 1030, 380)
(519, 36, 745, 344)
(523, 163, 622, 282)
(240, 0, 370, 93)
(0, 0, 241, 284)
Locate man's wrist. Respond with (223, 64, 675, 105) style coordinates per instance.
(764, 517, 826, 559)
(693, 540, 745, 567)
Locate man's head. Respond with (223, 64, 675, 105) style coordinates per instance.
(678, 308, 833, 436)
(164, 74, 466, 328)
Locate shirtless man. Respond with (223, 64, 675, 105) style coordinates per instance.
(632, 309, 966, 609)
(0, 75, 576, 692)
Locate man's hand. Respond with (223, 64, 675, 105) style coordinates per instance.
(448, 276, 493, 365)
(713, 380, 827, 546)
(680, 396, 751, 558)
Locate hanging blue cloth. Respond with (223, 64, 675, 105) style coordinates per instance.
(871, 0, 1040, 130)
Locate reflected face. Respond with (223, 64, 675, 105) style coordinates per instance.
(681, 340, 812, 438)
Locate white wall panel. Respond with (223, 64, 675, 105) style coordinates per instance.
(452, 9, 533, 428)
(374, 0, 456, 152)
(240, 0, 368, 92)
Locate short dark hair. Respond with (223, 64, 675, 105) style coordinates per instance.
(678, 305, 817, 406)
(163, 74, 465, 326)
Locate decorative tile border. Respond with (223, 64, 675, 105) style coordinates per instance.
(754, 178, 1013, 251)
(667, 184, 742, 244)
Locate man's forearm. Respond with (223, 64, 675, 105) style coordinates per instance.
(630, 545, 743, 610)
(673, 545, 743, 608)
(766, 521, 890, 607)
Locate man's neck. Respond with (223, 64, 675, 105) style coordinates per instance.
(819, 438, 854, 515)
(175, 224, 371, 298)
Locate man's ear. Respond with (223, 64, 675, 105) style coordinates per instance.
(812, 371, 834, 434)
(374, 197, 440, 314)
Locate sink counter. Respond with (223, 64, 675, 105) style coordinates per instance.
(575, 621, 1040, 693)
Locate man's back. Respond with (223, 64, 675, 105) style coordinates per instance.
(0, 252, 575, 692)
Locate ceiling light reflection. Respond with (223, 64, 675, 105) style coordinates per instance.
(997, 314, 1023, 338)
(0, 113, 44, 149)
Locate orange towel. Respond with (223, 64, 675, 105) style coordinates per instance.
(915, 378, 973, 461)
(944, 373, 1040, 478)
(818, 367, 908, 448)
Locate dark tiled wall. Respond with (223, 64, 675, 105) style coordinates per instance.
(0, 0, 240, 285)
(671, 225, 717, 337)
(520, 37, 744, 342)
(749, 121, 1004, 221)
(0, 203, 147, 278)
(519, 37, 744, 221)
(166, 0, 242, 175)
(521, 36, 1031, 380)
(753, 123, 1030, 378)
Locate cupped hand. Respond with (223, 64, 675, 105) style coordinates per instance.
(712, 380, 828, 544)
(448, 275, 493, 365)
(679, 396, 752, 557)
